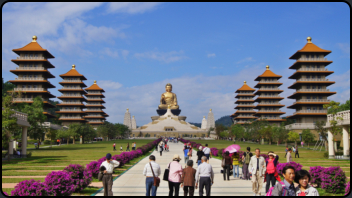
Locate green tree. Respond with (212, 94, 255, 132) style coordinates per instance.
(45, 128, 58, 148)
(230, 124, 245, 140)
(115, 123, 130, 138)
(219, 130, 229, 138)
(314, 120, 328, 151)
(215, 124, 226, 139)
(259, 125, 273, 145)
(272, 123, 289, 146)
(2, 78, 15, 97)
(287, 131, 300, 147)
(324, 101, 343, 136)
(67, 123, 81, 144)
(57, 129, 71, 145)
(301, 128, 315, 148)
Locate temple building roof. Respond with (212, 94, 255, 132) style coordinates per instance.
(235, 81, 256, 93)
(59, 65, 87, 80)
(12, 36, 55, 58)
(85, 80, 105, 92)
(289, 37, 331, 59)
(254, 65, 282, 81)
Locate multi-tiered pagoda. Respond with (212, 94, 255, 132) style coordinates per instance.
(254, 65, 286, 125)
(231, 81, 257, 124)
(286, 37, 336, 129)
(8, 36, 56, 119)
(56, 65, 88, 126)
(84, 80, 108, 129)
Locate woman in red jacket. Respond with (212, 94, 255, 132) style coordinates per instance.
(264, 151, 280, 193)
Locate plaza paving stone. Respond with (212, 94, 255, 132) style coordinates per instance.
(94, 142, 265, 196)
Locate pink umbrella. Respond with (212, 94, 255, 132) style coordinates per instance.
(224, 144, 241, 154)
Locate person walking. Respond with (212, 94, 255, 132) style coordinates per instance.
(113, 142, 116, 151)
(159, 142, 164, 156)
(181, 160, 197, 196)
(126, 143, 130, 151)
(184, 146, 190, 166)
(202, 144, 211, 164)
(295, 146, 299, 158)
(284, 146, 288, 158)
(188, 146, 193, 160)
(168, 154, 183, 196)
(242, 147, 253, 180)
(197, 146, 204, 166)
(195, 156, 214, 196)
(248, 148, 266, 196)
(143, 155, 161, 196)
(100, 153, 120, 196)
(222, 151, 232, 181)
(264, 151, 280, 193)
(301, 141, 304, 148)
(271, 166, 296, 196)
(287, 148, 293, 163)
(231, 151, 240, 179)
(295, 170, 319, 196)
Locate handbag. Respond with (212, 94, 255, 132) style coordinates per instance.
(221, 158, 225, 168)
(163, 162, 171, 181)
(149, 162, 160, 187)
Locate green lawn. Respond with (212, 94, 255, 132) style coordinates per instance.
(2, 139, 155, 196)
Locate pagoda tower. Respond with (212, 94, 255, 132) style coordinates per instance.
(84, 80, 108, 129)
(231, 81, 257, 124)
(8, 36, 56, 119)
(56, 65, 88, 126)
(254, 65, 286, 125)
(286, 37, 336, 130)
(123, 109, 132, 130)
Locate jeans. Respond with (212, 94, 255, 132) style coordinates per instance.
(265, 173, 276, 193)
(197, 160, 202, 166)
(223, 164, 230, 180)
(146, 177, 157, 196)
(168, 181, 181, 196)
(185, 156, 189, 164)
(233, 165, 239, 178)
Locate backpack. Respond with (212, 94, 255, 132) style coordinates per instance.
(266, 181, 286, 196)
(245, 152, 251, 164)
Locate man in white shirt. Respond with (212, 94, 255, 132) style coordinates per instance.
(143, 155, 161, 196)
(100, 153, 120, 196)
(202, 144, 212, 163)
(195, 156, 214, 196)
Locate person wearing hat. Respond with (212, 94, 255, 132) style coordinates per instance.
(264, 151, 280, 193)
(100, 153, 120, 196)
(168, 154, 183, 196)
(197, 146, 204, 166)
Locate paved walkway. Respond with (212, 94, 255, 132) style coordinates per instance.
(94, 142, 265, 196)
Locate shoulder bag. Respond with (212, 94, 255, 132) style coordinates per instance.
(221, 158, 225, 168)
(149, 162, 160, 187)
(163, 162, 171, 181)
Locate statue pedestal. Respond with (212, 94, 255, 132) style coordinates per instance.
(156, 109, 181, 116)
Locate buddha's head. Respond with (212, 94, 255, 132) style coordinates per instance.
(165, 83, 172, 92)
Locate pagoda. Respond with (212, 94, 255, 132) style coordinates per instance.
(84, 80, 108, 129)
(8, 36, 56, 119)
(254, 65, 286, 125)
(286, 37, 336, 130)
(56, 65, 88, 126)
(231, 81, 257, 124)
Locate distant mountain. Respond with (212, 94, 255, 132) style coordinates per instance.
(215, 115, 232, 127)
(189, 122, 201, 128)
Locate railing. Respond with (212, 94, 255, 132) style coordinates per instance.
(326, 110, 350, 126)
(60, 117, 82, 119)
(297, 68, 328, 71)
(87, 92, 101, 94)
(87, 98, 102, 100)
(15, 77, 45, 81)
(258, 117, 283, 120)
(13, 98, 33, 102)
(236, 110, 256, 112)
(237, 99, 254, 101)
(237, 93, 254, 95)
(259, 80, 279, 83)
(257, 110, 283, 112)
(60, 102, 83, 104)
(297, 78, 329, 81)
(60, 109, 83, 112)
(295, 89, 330, 93)
(60, 95, 82, 97)
(258, 88, 280, 90)
(285, 123, 316, 130)
(298, 58, 328, 61)
(258, 102, 280, 105)
(84, 115, 102, 117)
(258, 95, 281, 98)
(17, 57, 46, 60)
(61, 87, 83, 90)
(294, 110, 327, 114)
(14, 88, 45, 91)
(16, 67, 45, 70)
(295, 99, 330, 103)
(62, 80, 82, 82)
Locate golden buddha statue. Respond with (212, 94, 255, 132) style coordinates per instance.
(158, 83, 179, 110)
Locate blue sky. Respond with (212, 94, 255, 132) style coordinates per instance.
(2, 2, 350, 126)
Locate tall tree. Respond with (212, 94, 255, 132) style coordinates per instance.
(45, 128, 58, 148)
(215, 124, 226, 139)
(57, 129, 70, 145)
(67, 123, 81, 144)
(314, 120, 328, 151)
(230, 124, 245, 140)
(287, 131, 300, 147)
(2, 78, 15, 97)
(259, 125, 273, 145)
(301, 128, 315, 148)
(272, 123, 289, 146)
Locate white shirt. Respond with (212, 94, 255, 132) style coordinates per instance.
(143, 161, 161, 177)
(203, 147, 211, 154)
(195, 162, 214, 183)
(100, 160, 120, 174)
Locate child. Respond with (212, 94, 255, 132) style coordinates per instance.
(113, 142, 116, 151)
(120, 145, 123, 151)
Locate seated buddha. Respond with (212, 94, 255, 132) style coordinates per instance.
(158, 83, 179, 110)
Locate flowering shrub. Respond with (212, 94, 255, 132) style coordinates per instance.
(309, 166, 325, 187)
(277, 161, 303, 176)
(44, 171, 75, 196)
(63, 164, 92, 192)
(210, 147, 218, 156)
(218, 148, 225, 157)
(11, 179, 46, 196)
(345, 181, 350, 196)
(260, 154, 269, 161)
(86, 161, 100, 178)
(3, 191, 8, 196)
(321, 166, 346, 193)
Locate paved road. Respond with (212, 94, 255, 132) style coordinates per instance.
(94, 142, 265, 196)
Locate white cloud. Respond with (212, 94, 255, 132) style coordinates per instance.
(100, 48, 120, 58)
(207, 53, 216, 58)
(107, 2, 162, 14)
(98, 80, 123, 90)
(134, 50, 188, 63)
(236, 57, 255, 64)
(337, 43, 350, 58)
(122, 50, 129, 59)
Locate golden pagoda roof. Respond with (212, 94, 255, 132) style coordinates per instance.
(255, 65, 282, 81)
(235, 81, 256, 93)
(12, 36, 55, 58)
(290, 37, 331, 59)
(85, 80, 105, 92)
(59, 65, 87, 80)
